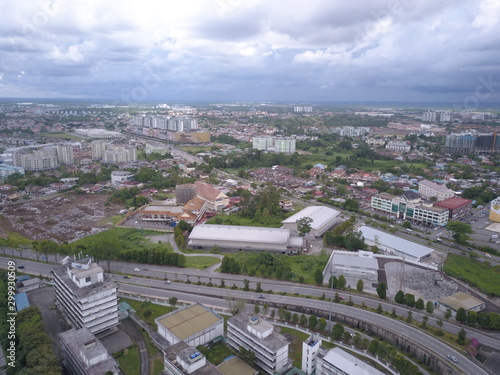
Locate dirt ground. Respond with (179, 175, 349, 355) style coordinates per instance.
(0, 194, 122, 242)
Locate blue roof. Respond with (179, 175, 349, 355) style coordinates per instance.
(15, 292, 30, 311)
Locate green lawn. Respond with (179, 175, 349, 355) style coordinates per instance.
(114, 345, 140, 375)
(71, 227, 174, 252)
(197, 342, 234, 365)
(152, 357, 164, 375)
(1, 230, 33, 247)
(38, 132, 86, 140)
(444, 254, 500, 297)
(120, 298, 175, 329)
(184, 256, 221, 269)
(277, 326, 311, 368)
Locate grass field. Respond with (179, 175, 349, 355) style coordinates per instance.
(278, 326, 311, 368)
(71, 227, 173, 252)
(1, 230, 33, 247)
(114, 345, 140, 375)
(38, 132, 86, 140)
(120, 298, 175, 329)
(184, 256, 221, 270)
(444, 254, 500, 297)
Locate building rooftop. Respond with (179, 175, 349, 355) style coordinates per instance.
(15, 292, 30, 311)
(435, 197, 472, 210)
(165, 341, 223, 375)
(228, 313, 289, 352)
(59, 328, 119, 375)
(156, 303, 222, 341)
(332, 251, 379, 270)
(439, 292, 485, 311)
(217, 356, 258, 375)
(358, 226, 433, 259)
(281, 206, 340, 230)
(320, 347, 385, 375)
(189, 224, 291, 245)
(419, 179, 454, 193)
(52, 263, 116, 299)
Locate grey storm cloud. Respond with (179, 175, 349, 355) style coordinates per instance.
(0, 0, 499, 103)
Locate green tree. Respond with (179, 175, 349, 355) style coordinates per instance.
(456, 307, 467, 323)
(446, 221, 474, 244)
(403, 293, 415, 307)
(169, 297, 178, 307)
(318, 318, 327, 331)
(254, 304, 260, 315)
(299, 314, 308, 326)
(395, 290, 405, 304)
(292, 313, 299, 324)
(376, 303, 383, 314)
(415, 298, 425, 310)
(467, 311, 477, 325)
(309, 315, 318, 329)
(243, 279, 250, 291)
(329, 275, 338, 289)
(421, 315, 429, 329)
(444, 309, 452, 320)
(368, 339, 380, 355)
(255, 282, 263, 293)
(331, 323, 344, 340)
(426, 301, 435, 314)
(356, 279, 364, 292)
(337, 275, 346, 289)
(457, 328, 467, 345)
(376, 282, 387, 299)
(314, 269, 324, 285)
(297, 217, 314, 237)
(239, 347, 256, 364)
(406, 311, 413, 323)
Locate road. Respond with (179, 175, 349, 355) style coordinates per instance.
(1, 256, 495, 375)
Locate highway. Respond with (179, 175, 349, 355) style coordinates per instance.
(1, 256, 495, 375)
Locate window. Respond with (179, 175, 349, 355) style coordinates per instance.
(85, 276, 91, 283)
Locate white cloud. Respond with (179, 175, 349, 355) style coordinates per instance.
(0, 0, 498, 101)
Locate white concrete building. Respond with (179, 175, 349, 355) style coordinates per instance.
(281, 206, 341, 237)
(227, 313, 290, 375)
(156, 303, 224, 347)
(316, 347, 385, 375)
(52, 258, 119, 334)
(13, 147, 59, 171)
(59, 327, 120, 375)
(302, 335, 322, 374)
(188, 224, 304, 253)
(328, 250, 379, 282)
(358, 226, 433, 261)
(111, 170, 134, 185)
(418, 180, 455, 202)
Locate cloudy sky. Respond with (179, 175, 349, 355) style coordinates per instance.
(1, 0, 500, 104)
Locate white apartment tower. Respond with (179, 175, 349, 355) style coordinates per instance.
(302, 335, 322, 374)
(53, 258, 119, 334)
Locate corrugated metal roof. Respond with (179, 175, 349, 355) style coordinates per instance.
(189, 224, 290, 244)
(158, 304, 222, 341)
(359, 226, 433, 258)
(333, 253, 378, 269)
(281, 206, 340, 230)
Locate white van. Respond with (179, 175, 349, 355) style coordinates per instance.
(406, 228, 412, 233)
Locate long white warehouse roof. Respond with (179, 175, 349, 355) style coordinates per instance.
(281, 206, 341, 230)
(189, 224, 291, 244)
(358, 226, 433, 259)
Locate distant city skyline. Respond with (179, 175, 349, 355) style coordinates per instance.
(1, 0, 499, 107)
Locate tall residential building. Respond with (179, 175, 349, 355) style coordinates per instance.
(252, 136, 274, 150)
(227, 313, 290, 375)
(13, 147, 59, 171)
(59, 327, 120, 375)
(489, 196, 500, 223)
(422, 111, 436, 122)
(91, 141, 137, 163)
(418, 180, 455, 202)
(274, 138, 296, 154)
(55, 144, 75, 165)
(444, 133, 476, 155)
(52, 258, 119, 334)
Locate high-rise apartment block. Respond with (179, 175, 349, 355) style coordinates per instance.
(53, 258, 119, 334)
